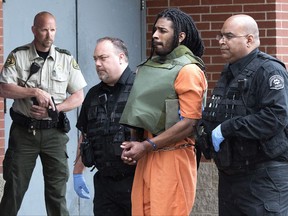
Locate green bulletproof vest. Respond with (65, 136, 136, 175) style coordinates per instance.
(120, 45, 204, 135)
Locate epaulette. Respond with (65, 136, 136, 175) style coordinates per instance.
(12, 45, 29, 53)
(258, 51, 286, 69)
(55, 47, 71, 56)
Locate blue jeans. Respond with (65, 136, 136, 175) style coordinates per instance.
(218, 161, 288, 216)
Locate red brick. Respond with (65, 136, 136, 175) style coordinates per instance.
(202, 0, 233, 5)
(244, 4, 275, 12)
(266, 46, 277, 55)
(146, 0, 169, 8)
(234, 0, 266, 3)
(179, 6, 210, 14)
(211, 5, 243, 13)
(275, 46, 288, 54)
(147, 7, 168, 16)
(202, 14, 233, 22)
(171, 0, 200, 6)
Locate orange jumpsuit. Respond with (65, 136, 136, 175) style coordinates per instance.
(131, 64, 207, 216)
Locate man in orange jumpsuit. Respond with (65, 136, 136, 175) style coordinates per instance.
(120, 8, 207, 216)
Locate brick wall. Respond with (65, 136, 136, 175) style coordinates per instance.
(145, 0, 288, 215)
(146, 0, 288, 94)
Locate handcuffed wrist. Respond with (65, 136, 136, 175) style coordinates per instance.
(146, 138, 157, 151)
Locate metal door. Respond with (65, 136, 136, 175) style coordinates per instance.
(2, 0, 145, 215)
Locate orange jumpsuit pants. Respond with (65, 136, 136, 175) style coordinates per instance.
(131, 145, 197, 216)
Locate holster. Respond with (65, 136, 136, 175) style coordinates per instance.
(195, 121, 232, 168)
(57, 112, 71, 133)
(195, 130, 212, 160)
(80, 137, 95, 168)
(195, 121, 213, 160)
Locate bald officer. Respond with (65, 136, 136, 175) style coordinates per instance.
(0, 11, 86, 216)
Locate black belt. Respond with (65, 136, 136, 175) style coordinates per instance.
(10, 108, 58, 130)
(250, 160, 288, 169)
(220, 160, 288, 176)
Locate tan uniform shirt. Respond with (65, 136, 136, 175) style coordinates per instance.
(0, 42, 87, 117)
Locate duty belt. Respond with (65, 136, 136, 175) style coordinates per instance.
(219, 160, 288, 176)
(10, 108, 58, 130)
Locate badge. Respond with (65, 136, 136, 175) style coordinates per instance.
(72, 58, 80, 70)
(269, 75, 284, 90)
(4, 53, 16, 68)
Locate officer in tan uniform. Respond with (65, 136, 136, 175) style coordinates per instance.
(0, 11, 87, 216)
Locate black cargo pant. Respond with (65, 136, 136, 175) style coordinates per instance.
(219, 161, 288, 216)
(93, 170, 134, 216)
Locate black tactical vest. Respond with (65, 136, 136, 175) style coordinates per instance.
(86, 72, 135, 174)
(202, 52, 288, 169)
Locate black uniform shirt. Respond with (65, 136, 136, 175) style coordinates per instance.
(221, 49, 288, 140)
(76, 66, 133, 133)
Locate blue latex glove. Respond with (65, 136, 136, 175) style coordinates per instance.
(178, 109, 183, 120)
(73, 174, 91, 199)
(212, 124, 225, 152)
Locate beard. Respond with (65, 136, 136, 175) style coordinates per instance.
(97, 71, 109, 82)
(153, 40, 175, 57)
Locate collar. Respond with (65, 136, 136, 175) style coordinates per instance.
(166, 45, 192, 60)
(101, 66, 132, 90)
(117, 66, 132, 85)
(28, 42, 56, 62)
(229, 48, 259, 77)
(152, 45, 205, 69)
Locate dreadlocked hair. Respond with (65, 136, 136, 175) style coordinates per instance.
(149, 8, 204, 59)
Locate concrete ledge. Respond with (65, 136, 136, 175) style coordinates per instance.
(191, 162, 218, 216)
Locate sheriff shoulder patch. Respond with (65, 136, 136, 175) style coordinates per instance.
(4, 53, 16, 68)
(269, 75, 284, 90)
(72, 58, 80, 70)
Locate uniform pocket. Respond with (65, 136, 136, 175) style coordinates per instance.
(264, 201, 280, 215)
(51, 70, 68, 98)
